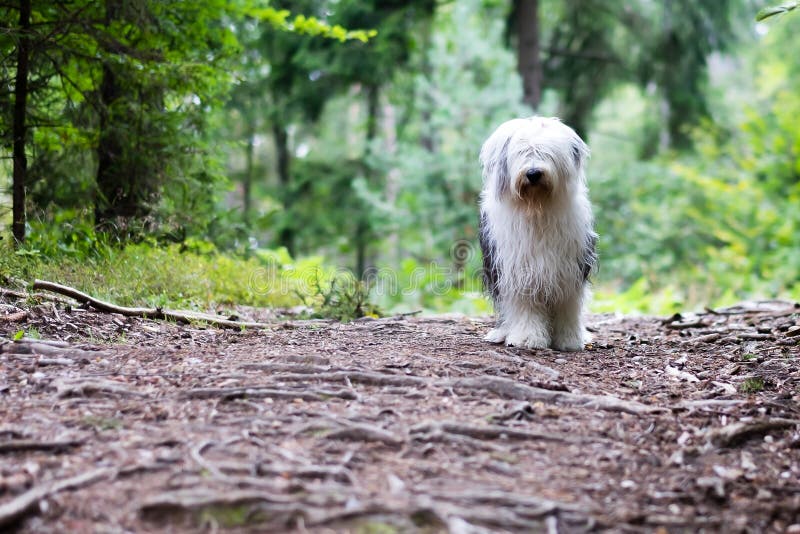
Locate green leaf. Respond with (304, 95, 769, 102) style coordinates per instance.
(13, 330, 24, 341)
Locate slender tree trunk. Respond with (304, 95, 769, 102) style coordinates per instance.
(12, 0, 31, 245)
(95, 60, 122, 226)
(355, 84, 380, 279)
(418, 19, 436, 154)
(273, 123, 294, 257)
(95, 0, 126, 228)
(514, 0, 542, 110)
(95, 0, 161, 231)
(243, 127, 255, 226)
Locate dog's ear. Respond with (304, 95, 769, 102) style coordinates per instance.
(480, 124, 514, 198)
(570, 135, 590, 170)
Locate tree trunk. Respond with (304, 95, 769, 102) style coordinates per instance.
(273, 123, 294, 257)
(514, 0, 542, 110)
(355, 84, 380, 279)
(95, 60, 123, 227)
(94, 0, 138, 229)
(12, 0, 31, 245)
(95, 0, 161, 232)
(243, 127, 255, 226)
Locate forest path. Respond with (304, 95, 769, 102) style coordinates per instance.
(1, 301, 799, 532)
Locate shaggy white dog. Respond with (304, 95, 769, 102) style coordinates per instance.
(479, 116, 597, 351)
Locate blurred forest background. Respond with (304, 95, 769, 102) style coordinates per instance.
(1, 0, 799, 317)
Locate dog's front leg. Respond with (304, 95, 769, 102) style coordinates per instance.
(550, 288, 590, 351)
(504, 296, 551, 349)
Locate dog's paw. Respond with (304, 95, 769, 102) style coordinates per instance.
(505, 330, 549, 350)
(484, 328, 508, 344)
(551, 329, 590, 352)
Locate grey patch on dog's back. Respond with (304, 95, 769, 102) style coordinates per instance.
(581, 233, 598, 282)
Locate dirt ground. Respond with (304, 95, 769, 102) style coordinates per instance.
(1, 294, 799, 533)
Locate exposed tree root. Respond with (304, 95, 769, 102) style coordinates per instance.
(182, 386, 357, 402)
(298, 420, 403, 446)
(448, 376, 664, 415)
(704, 418, 800, 448)
(139, 488, 307, 528)
(275, 370, 429, 388)
(411, 420, 600, 444)
(239, 363, 333, 374)
(271, 370, 663, 414)
(1, 339, 99, 360)
(0, 439, 83, 454)
(54, 377, 145, 398)
(0, 467, 114, 529)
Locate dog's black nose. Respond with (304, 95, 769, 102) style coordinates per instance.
(526, 168, 544, 184)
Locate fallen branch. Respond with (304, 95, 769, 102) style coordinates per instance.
(0, 467, 114, 529)
(32, 279, 270, 330)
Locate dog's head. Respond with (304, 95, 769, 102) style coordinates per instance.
(480, 116, 589, 207)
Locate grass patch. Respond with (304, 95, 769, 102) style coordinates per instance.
(0, 237, 379, 321)
(740, 377, 766, 394)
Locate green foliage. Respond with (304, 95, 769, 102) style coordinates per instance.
(740, 376, 766, 393)
(253, 6, 377, 42)
(1, 229, 378, 318)
(302, 272, 382, 322)
(756, 2, 800, 21)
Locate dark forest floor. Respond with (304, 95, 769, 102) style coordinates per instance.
(1, 295, 799, 533)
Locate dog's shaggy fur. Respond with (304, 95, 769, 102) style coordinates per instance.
(479, 116, 597, 351)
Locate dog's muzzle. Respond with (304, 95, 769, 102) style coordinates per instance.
(526, 168, 544, 185)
